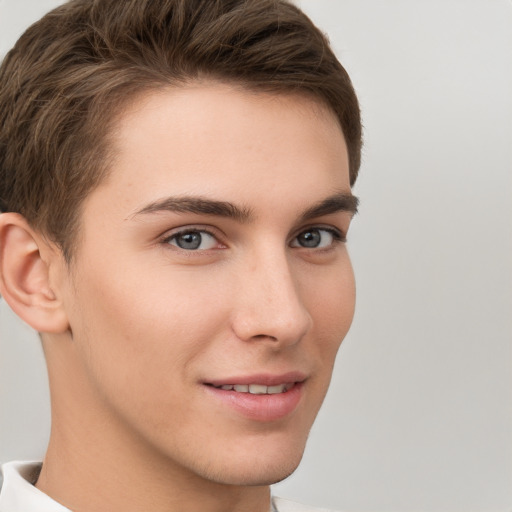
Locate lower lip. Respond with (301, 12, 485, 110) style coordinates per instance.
(203, 382, 304, 422)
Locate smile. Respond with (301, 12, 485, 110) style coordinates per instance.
(204, 379, 304, 421)
(210, 383, 294, 394)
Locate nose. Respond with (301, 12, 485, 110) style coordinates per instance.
(230, 251, 312, 347)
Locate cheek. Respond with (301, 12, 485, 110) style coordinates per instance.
(62, 267, 230, 438)
(327, 268, 355, 341)
(66, 258, 230, 381)
(299, 258, 355, 396)
(303, 260, 355, 412)
(304, 255, 356, 341)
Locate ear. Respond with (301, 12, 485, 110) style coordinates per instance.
(0, 212, 69, 333)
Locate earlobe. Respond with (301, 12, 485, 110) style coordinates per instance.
(0, 212, 69, 333)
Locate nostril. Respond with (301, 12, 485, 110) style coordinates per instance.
(252, 334, 278, 342)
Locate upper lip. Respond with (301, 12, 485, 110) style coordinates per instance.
(204, 371, 307, 387)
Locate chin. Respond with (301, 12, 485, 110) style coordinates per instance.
(206, 458, 303, 487)
(194, 436, 307, 487)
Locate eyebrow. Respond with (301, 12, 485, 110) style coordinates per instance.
(130, 192, 358, 222)
(299, 192, 359, 221)
(131, 196, 252, 222)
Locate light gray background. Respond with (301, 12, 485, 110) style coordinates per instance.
(1, 1, 511, 511)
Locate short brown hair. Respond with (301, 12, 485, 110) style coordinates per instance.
(0, 0, 362, 259)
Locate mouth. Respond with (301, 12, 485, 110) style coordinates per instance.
(202, 374, 306, 421)
(206, 382, 295, 394)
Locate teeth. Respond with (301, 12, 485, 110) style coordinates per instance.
(267, 384, 286, 394)
(214, 383, 293, 394)
(249, 384, 268, 394)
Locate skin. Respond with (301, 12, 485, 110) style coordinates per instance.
(3, 83, 356, 512)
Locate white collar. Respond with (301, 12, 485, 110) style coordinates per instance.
(0, 461, 70, 512)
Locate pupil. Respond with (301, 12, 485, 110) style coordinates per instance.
(177, 232, 202, 250)
(299, 230, 320, 248)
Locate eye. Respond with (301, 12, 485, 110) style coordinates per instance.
(291, 228, 342, 249)
(166, 230, 219, 251)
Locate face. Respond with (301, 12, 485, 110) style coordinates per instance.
(53, 83, 356, 486)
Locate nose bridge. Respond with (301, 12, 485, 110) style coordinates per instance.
(232, 246, 312, 345)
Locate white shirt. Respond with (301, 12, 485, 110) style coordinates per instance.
(0, 461, 338, 512)
(0, 461, 70, 512)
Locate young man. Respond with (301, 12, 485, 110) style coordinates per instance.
(0, 1, 362, 511)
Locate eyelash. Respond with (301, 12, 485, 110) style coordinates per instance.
(162, 227, 221, 251)
(292, 227, 345, 249)
(161, 226, 346, 252)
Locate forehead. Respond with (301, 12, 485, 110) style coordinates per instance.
(85, 82, 350, 221)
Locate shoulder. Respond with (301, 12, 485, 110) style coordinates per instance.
(272, 496, 343, 512)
